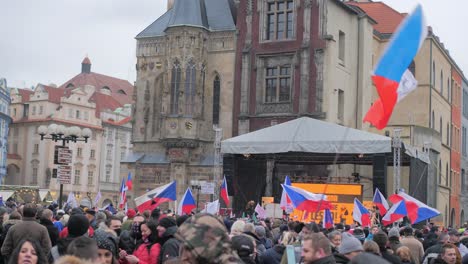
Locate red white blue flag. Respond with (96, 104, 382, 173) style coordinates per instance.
(220, 176, 230, 206)
(353, 198, 370, 227)
(373, 188, 389, 215)
(135, 181, 177, 212)
(364, 4, 427, 129)
(126, 172, 133, 191)
(177, 188, 196, 215)
(390, 191, 440, 224)
(281, 184, 332, 212)
(323, 209, 334, 229)
(280, 175, 294, 213)
(382, 200, 407, 226)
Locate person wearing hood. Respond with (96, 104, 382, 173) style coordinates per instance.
(39, 209, 59, 247)
(94, 229, 119, 264)
(327, 231, 342, 254)
(157, 217, 180, 263)
(334, 232, 364, 264)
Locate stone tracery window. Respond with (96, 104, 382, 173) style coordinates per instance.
(185, 60, 196, 116)
(170, 60, 181, 115)
(213, 75, 221, 125)
(266, 0, 294, 40)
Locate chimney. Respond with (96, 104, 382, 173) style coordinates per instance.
(167, 0, 175, 10)
(81, 56, 91, 74)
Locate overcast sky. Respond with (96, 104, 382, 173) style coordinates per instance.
(0, 1, 465, 88)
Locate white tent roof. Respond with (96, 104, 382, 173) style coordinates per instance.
(221, 117, 391, 154)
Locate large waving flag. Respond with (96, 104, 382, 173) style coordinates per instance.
(280, 176, 294, 213)
(389, 191, 440, 224)
(220, 176, 230, 206)
(353, 198, 371, 227)
(281, 184, 332, 211)
(363, 4, 427, 129)
(126, 172, 133, 191)
(373, 188, 389, 215)
(382, 200, 407, 226)
(323, 209, 334, 229)
(135, 181, 177, 212)
(255, 203, 267, 219)
(177, 188, 196, 215)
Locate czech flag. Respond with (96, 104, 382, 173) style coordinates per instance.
(280, 175, 294, 213)
(373, 188, 389, 215)
(363, 4, 427, 129)
(389, 191, 440, 224)
(353, 198, 371, 227)
(119, 179, 127, 209)
(382, 200, 407, 226)
(323, 209, 334, 229)
(177, 188, 196, 215)
(135, 181, 177, 212)
(126, 172, 133, 191)
(220, 176, 230, 206)
(281, 184, 332, 212)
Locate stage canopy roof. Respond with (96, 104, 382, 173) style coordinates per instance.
(221, 117, 392, 155)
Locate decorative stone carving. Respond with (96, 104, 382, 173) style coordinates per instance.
(162, 139, 199, 149)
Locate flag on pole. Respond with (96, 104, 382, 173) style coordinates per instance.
(280, 175, 294, 213)
(382, 200, 407, 226)
(281, 184, 332, 211)
(389, 191, 440, 224)
(353, 198, 371, 227)
(177, 188, 196, 215)
(134, 181, 177, 212)
(255, 203, 267, 219)
(323, 209, 334, 229)
(94, 191, 102, 207)
(67, 192, 78, 208)
(126, 172, 133, 191)
(363, 4, 427, 129)
(220, 176, 230, 206)
(373, 188, 389, 215)
(119, 178, 127, 209)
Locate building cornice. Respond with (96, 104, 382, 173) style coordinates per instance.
(12, 117, 104, 131)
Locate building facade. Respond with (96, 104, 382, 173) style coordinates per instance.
(0, 78, 11, 182)
(6, 58, 133, 206)
(461, 78, 468, 225)
(124, 0, 237, 209)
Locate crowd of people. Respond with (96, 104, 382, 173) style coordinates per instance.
(0, 202, 468, 264)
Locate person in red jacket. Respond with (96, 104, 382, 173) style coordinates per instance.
(121, 220, 160, 264)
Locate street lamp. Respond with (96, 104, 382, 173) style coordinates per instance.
(37, 124, 92, 209)
(190, 180, 202, 212)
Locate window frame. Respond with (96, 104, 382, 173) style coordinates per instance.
(263, 0, 295, 41)
(264, 65, 292, 103)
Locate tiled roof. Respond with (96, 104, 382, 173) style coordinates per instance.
(103, 116, 132, 126)
(41, 85, 70, 104)
(89, 92, 123, 118)
(17, 89, 33, 103)
(136, 0, 235, 39)
(58, 72, 133, 105)
(346, 1, 404, 34)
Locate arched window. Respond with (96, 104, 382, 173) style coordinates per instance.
(117, 89, 127, 95)
(446, 162, 449, 186)
(170, 60, 181, 114)
(185, 60, 196, 116)
(213, 75, 221, 125)
(439, 159, 442, 184)
(440, 71, 444, 95)
(447, 123, 450, 146)
(408, 61, 416, 76)
(432, 61, 436, 87)
(102, 86, 111, 91)
(432, 111, 435, 129)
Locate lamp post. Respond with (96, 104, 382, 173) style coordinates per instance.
(190, 180, 202, 212)
(37, 124, 92, 209)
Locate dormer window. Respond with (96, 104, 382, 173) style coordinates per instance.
(117, 90, 127, 95)
(66, 83, 75, 89)
(102, 86, 111, 91)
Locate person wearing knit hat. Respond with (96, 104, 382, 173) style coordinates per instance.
(157, 217, 180, 263)
(94, 229, 118, 264)
(388, 227, 402, 254)
(121, 209, 136, 232)
(68, 214, 90, 238)
(353, 228, 366, 243)
(335, 232, 364, 263)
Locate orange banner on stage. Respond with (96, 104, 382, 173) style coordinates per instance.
(289, 183, 368, 225)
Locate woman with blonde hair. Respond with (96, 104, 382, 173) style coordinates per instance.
(230, 220, 246, 238)
(396, 246, 414, 264)
(263, 231, 297, 264)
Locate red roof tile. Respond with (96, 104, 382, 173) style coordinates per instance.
(40, 85, 70, 104)
(103, 116, 132, 126)
(17, 89, 34, 103)
(89, 92, 123, 118)
(347, 1, 404, 34)
(59, 72, 133, 105)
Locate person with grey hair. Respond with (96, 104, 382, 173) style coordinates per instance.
(328, 230, 342, 253)
(244, 223, 266, 256)
(255, 225, 272, 250)
(39, 209, 59, 247)
(423, 233, 451, 264)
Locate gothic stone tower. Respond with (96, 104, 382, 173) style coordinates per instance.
(129, 0, 236, 209)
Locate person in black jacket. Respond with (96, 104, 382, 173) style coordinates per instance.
(39, 209, 59, 247)
(157, 217, 180, 263)
(232, 235, 257, 264)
